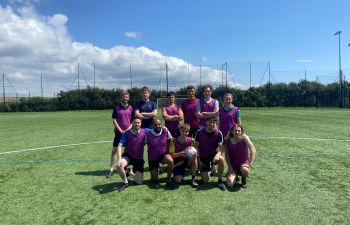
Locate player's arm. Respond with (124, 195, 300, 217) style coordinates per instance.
(202, 100, 220, 117)
(224, 143, 233, 174)
(162, 107, 176, 121)
(196, 102, 207, 119)
(113, 118, 124, 133)
(177, 107, 184, 121)
(134, 109, 143, 119)
(237, 109, 241, 125)
(244, 134, 256, 166)
(141, 109, 157, 119)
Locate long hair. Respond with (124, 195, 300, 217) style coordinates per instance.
(229, 124, 244, 138)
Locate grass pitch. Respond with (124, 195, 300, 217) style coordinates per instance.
(0, 109, 349, 225)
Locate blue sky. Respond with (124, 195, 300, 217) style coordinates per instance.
(0, 0, 349, 96)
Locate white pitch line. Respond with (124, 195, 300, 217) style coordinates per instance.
(252, 136, 350, 142)
(0, 141, 111, 155)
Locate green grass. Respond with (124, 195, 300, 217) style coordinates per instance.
(0, 109, 350, 225)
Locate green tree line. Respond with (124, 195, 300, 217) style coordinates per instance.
(1, 80, 349, 112)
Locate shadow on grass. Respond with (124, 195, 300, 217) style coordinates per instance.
(92, 182, 118, 194)
(75, 170, 108, 177)
(227, 184, 241, 192)
(143, 177, 179, 191)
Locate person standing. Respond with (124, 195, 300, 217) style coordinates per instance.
(224, 124, 256, 189)
(181, 85, 200, 138)
(219, 93, 241, 137)
(135, 86, 158, 128)
(195, 117, 226, 190)
(196, 84, 219, 128)
(106, 92, 133, 178)
(162, 92, 183, 138)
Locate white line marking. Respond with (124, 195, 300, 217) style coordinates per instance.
(0, 141, 111, 155)
(252, 136, 350, 142)
(1, 136, 349, 156)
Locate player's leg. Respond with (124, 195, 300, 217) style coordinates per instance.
(149, 160, 159, 183)
(200, 156, 211, 183)
(213, 153, 226, 190)
(240, 164, 250, 188)
(131, 159, 144, 185)
(226, 171, 237, 188)
(188, 158, 198, 187)
(116, 157, 129, 191)
(162, 154, 175, 189)
(107, 133, 122, 178)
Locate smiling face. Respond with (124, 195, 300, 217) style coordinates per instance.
(223, 94, 232, 107)
(153, 119, 162, 133)
(203, 87, 212, 99)
(167, 94, 175, 105)
(131, 118, 142, 130)
(205, 117, 217, 132)
(122, 93, 130, 104)
(141, 90, 150, 101)
(187, 88, 195, 99)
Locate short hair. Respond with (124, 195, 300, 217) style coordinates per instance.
(133, 115, 142, 121)
(122, 91, 130, 97)
(180, 123, 190, 131)
(186, 85, 196, 91)
(224, 93, 233, 99)
(140, 86, 150, 94)
(201, 84, 213, 92)
(229, 124, 244, 138)
(206, 116, 218, 122)
(167, 91, 175, 97)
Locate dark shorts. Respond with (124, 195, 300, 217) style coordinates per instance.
(199, 152, 217, 172)
(188, 128, 199, 138)
(169, 128, 180, 138)
(173, 159, 189, 177)
(113, 132, 123, 147)
(122, 152, 144, 173)
(148, 154, 166, 171)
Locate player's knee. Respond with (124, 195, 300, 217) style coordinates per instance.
(174, 176, 182, 183)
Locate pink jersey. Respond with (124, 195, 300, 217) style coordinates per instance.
(224, 138, 250, 167)
(219, 106, 239, 137)
(123, 129, 146, 160)
(164, 105, 180, 129)
(198, 98, 217, 127)
(173, 137, 192, 164)
(181, 98, 200, 129)
(146, 129, 170, 161)
(112, 105, 133, 133)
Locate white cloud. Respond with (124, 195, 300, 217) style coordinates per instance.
(0, 5, 219, 97)
(124, 31, 142, 39)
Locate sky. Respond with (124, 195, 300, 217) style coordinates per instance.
(0, 0, 349, 97)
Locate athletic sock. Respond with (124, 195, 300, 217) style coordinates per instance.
(191, 175, 196, 181)
(167, 177, 172, 182)
(123, 178, 128, 183)
(109, 168, 114, 173)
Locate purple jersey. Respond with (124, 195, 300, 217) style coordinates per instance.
(164, 105, 180, 129)
(181, 98, 200, 129)
(224, 138, 250, 167)
(219, 106, 239, 137)
(198, 98, 218, 127)
(146, 129, 171, 160)
(196, 128, 223, 157)
(122, 129, 146, 160)
(112, 104, 133, 133)
(173, 137, 192, 164)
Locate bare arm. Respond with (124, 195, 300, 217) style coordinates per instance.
(224, 143, 233, 172)
(244, 134, 256, 166)
(113, 118, 123, 133)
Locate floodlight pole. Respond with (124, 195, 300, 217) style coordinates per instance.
(2, 73, 5, 112)
(334, 31, 343, 108)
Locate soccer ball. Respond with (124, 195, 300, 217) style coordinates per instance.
(184, 146, 197, 159)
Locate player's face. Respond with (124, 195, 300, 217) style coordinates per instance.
(232, 127, 242, 138)
(187, 89, 195, 99)
(141, 90, 150, 101)
(224, 96, 232, 105)
(180, 128, 189, 137)
(132, 119, 141, 130)
(153, 120, 162, 133)
(206, 119, 216, 131)
(122, 94, 129, 103)
(167, 95, 175, 104)
(203, 87, 212, 98)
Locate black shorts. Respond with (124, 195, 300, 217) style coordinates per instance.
(122, 152, 145, 173)
(173, 159, 189, 177)
(188, 128, 199, 138)
(169, 128, 180, 138)
(148, 154, 166, 171)
(199, 152, 217, 172)
(113, 132, 123, 147)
